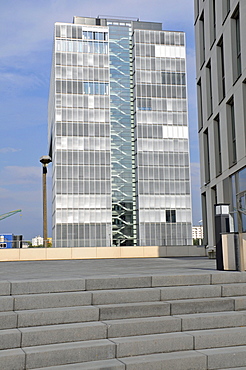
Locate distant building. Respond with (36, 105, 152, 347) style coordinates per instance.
(192, 225, 203, 240)
(32, 236, 43, 246)
(0, 234, 22, 248)
(48, 15, 192, 248)
(194, 0, 246, 247)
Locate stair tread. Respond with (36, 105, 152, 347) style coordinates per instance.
(2, 273, 246, 369)
(33, 358, 125, 369)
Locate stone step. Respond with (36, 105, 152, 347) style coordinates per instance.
(16, 306, 99, 328)
(13, 291, 92, 310)
(109, 327, 246, 358)
(0, 348, 25, 370)
(0, 282, 10, 296)
(198, 345, 246, 369)
(120, 350, 207, 369)
(85, 276, 152, 291)
(20, 322, 107, 347)
(152, 273, 211, 287)
(91, 287, 160, 305)
(97, 301, 170, 320)
(111, 332, 193, 357)
(0, 329, 21, 350)
(176, 310, 246, 331)
(0, 296, 13, 312)
(169, 297, 235, 315)
(234, 296, 246, 311)
(11, 278, 85, 295)
(0, 312, 17, 330)
(211, 272, 246, 285)
(33, 359, 125, 369)
(160, 284, 221, 300)
(23, 339, 115, 369)
(103, 316, 182, 338)
(219, 368, 246, 370)
(188, 327, 246, 350)
(222, 283, 246, 297)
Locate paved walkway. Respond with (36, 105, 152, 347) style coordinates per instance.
(0, 257, 218, 281)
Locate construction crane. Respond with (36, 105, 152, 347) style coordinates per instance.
(0, 210, 22, 221)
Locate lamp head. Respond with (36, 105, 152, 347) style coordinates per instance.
(40, 156, 52, 166)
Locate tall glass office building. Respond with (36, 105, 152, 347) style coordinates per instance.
(48, 16, 192, 248)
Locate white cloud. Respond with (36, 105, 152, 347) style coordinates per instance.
(0, 148, 21, 154)
(0, 71, 47, 91)
(0, 166, 41, 186)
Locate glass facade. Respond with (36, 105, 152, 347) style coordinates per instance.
(133, 29, 192, 245)
(109, 25, 135, 246)
(231, 167, 246, 233)
(48, 17, 192, 247)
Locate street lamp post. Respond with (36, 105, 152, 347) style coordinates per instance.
(40, 156, 52, 248)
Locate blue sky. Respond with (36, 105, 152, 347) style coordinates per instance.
(0, 0, 201, 241)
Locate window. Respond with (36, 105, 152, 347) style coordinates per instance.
(217, 37, 225, 102)
(227, 97, 237, 166)
(231, 6, 241, 81)
(204, 129, 210, 183)
(222, 0, 230, 22)
(243, 80, 246, 150)
(210, 0, 216, 45)
(166, 210, 176, 223)
(195, 0, 199, 21)
(199, 12, 205, 67)
(197, 79, 203, 131)
(214, 115, 222, 176)
(206, 60, 213, 118)
(83, 82, 109, 95)
(201, 192, 208, 246)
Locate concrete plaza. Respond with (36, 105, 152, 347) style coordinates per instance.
(0, 256, 217, 281)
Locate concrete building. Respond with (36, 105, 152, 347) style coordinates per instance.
(48, 16, 192, 248)
(194, 1, 246, 248)
(0, 234, 22, 248)
(192, 225, 203, 240)
(32, 236, 44, 247)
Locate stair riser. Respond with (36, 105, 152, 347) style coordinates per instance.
(0, 312, 17, 330)
(92, 288, 160, 305)
(170, 298, 235, 315)
(222, 284, 246, 297)
(120, 351, 207, 370)
(198, 345, 246, 369)
(24, 341, 115, 369)
(13, 292, 92, 310)
(20, 323, 107, 347)
(105, 317, 182, 338)
(0, 297, 13, 312)
(0, 282, 10, 296)
(152, 274, 211, 287)
(177, 311, 246, 331)
(112, 333, 193, 357)
(17, 307, 99, 328)
(0, 330, 21, 350)
(99, 303, 170, 320)
(86, 276, 152, 291)
(160, 285, 221, 301)
(11, 279, 86, 295)
(0, 349, 25, 370)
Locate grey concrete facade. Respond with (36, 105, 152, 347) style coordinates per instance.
(194, 0, 246, 248)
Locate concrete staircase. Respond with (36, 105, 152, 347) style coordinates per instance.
(1, 272, 246, 369)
